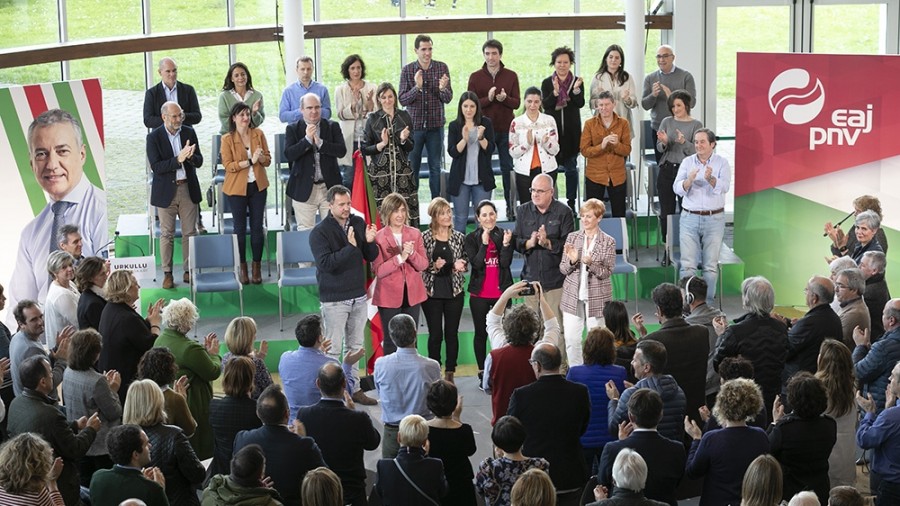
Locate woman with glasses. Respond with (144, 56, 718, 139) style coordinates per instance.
(509, 87, 559, 205)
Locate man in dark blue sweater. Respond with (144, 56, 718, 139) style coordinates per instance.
(309, 185, 379, 405)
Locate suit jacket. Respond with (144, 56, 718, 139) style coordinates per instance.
(646, 317, 710, 423)
(559, 230, 616, 318)
(219, 128, 271, 196)
(371, 226, 429, 308)
(98, 301, 156, 405)
(597, 431, 686, 506)
(76, 288, 106, 331)
(446, 117, 497, 196)
(284, 117, 346, 202)
(7, 389, 97, 506)
(296, 398, 381, 504)
(233, 425, 325, 506)
(143, 81, 202, 129)
(508, 374, 591, 491)
(147, 125, 203, 208)
(206, 395, 262, 480)
(90, 465, 170, 506)
(783, 303, 843, 384)
(374, 447, 448, 505)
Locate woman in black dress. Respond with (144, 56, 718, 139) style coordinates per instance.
(425, 380, 476, 505)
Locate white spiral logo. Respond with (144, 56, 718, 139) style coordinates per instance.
(768, 69, 826, 125)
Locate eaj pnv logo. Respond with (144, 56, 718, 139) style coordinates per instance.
(768, 68, 873, 150)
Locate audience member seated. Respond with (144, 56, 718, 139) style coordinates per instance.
(62, 328, 122, 486)
(607, 339, 686, 442)
(598, 389, 685, 506)
(138, 347, 196, 437)
(9, 300, 70, 397)
(739, 454, 783, 506)
(223, 316, 272, 399)
(475, 415, 549, 506)
(509, 342, 591, 506)
(201, 444, 283, 506)
(484, 281, 560, 423)
(855, 359, 900, 504)
(374, 414, 448, 505)
(301, 467, 344, 506)
(852, 298, 900, 412)
(206, 356, 262, 483)
(98, 270, 163, 404)
(0, 433, 65, 506)
(233, 385, 325, 506)
(713, 276, 787, 422)
(769, 372, 837, 504)
(8, 355, 100, 505)
(860, 251, 891, 341)
(589, 448, 667, 506)
(788, 491, 821, 506)
(153, 298, 222, 460)
(123, 379, 205, 506)
(566, 327, 627, 474)
(678, 276, 725, 407)
(778, 276, 842, 387)
(815, 340, 857, 488)
(425, 379, 477, 505)
(90, 424, 168, 506)
(827, 486, 865, 506)
(296, 362, 380, 506)
(699, 356, 766, 431)
(43, 251, 79, 350)
(279, 314, 360, 423)
(834, 268, 872, 347)
(683, 378, 770, 506)
(509, 468, 556, 506)
(74, 256, 108, 331)
(374, 314, 441, 458)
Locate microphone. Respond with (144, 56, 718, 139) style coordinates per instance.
(100, 231, 147, 256)
(823, 211, 855, 237)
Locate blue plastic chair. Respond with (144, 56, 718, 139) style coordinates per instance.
(600, 217, 640, 313)
(189, 233, 243, 315)
(277, 230, 318, 330)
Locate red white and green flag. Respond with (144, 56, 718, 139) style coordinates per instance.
(350, 150, 383, 374)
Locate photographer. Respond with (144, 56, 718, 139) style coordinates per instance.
(483, 281, 560, 425)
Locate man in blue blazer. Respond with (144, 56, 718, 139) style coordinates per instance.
(142, 57, 202, 129)
(284, 93, 346, 230)
(147, 101, 203, 289)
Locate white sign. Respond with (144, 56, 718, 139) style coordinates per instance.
(110, 256, 156, 281)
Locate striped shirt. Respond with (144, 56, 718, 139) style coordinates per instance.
(0, 486, 65, 506)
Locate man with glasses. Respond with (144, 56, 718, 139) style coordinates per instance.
(835, 268, 871, 347)
(513, 173, 574, 362)
(641, 45, 697, 162)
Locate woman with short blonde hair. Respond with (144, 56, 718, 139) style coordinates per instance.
(223, 316, 272, 399)
(0, 433, 63, 505)
(510, 468, 556, 506)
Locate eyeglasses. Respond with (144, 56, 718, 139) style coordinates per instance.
(834, 283, 848, 290)
(656, 54, 674, 59)
(530, 188, 551, 195)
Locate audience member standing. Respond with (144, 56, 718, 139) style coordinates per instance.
(279, 56, 332, 123)
(334, 54, 376, 187)
(834, 268, 871, 348)
(74, 256, 108, 331)
(467, 39, 520, 220)
(815, 339, 858, 488)
(775, 276, 842, 386)
(508, 87, 559, 204)
(222, 316, 272, 399)
(509, 342, 591, 506)
(580, 91, 631, 216)
(217, 62, 264, 134)
(201, 444, 284, 506)
(541, 46, 584, 213)
(425, 380, 477, 505)
(9, 301, 70, 397)
(655, 90, 702, 243)
(641, 45, 697, 162)
(852, 298, 900, 412)
(589, 449, 668, 506)
(398, 34, 453, 200)
(589, 44, 639, 136)
(860, 251, 891, 341)
(856, 360, 900, 505)
(446, 91, 496, 233)
(43, 251, 79, 350)
(374, 414, 448, 505)
(143, 57, 202, 129)
(138, 347, 197, 437)
(206, 357, 262, 483)
(89, 425, 168, 506)
(475, 416, 549, 506)
(0, 285, 12, 438)
(55, 225, 84, 265)
(309, 185, 378, 405)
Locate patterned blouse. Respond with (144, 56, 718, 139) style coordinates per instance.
(223, 353, 273, 399)
(475, 456, 550, 506)
(422, 229, 468, 297)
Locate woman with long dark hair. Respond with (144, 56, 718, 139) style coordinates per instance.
(447, 91, 496, 233)
(335, 54, 377, 188)
(604, 301, 639, 383)
(589, 44, 638, 136)
(217, 62, 264, 134)
(509, 87, 559, 205)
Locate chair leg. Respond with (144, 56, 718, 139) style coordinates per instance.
(239, 289, 244, 316)
(718, 263, 724, 311)
(633, 272, 639, 315)
(279, 286, 284, 332)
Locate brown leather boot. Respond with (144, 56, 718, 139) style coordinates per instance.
(444, 371, 455, 384)
(239, 263, 249, 284)
(251, 261, 262, 284)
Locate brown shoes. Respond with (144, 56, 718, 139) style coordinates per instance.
(183, 272, 191, 284)
(351, 390, 378, 406)
(162, 273, 175, 289)
(251, 261, 262, 284)
(240, 263, 250, 284)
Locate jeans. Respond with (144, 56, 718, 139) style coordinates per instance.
(378, 303, 421, 355)
(550, 155, 579, 206)
(657, 162, 680, 240)
(422, 293, 464, 371)
(877, 474, 900, 506)
(494, 132, 514, 209)
(469, 295, 498, 371)
(450, 183, 491, 233)
(679, 211, 726, 304)
(410, 128, 445, 199)
(227, 182, 267, 262)
(562, 301, 602, 367)
(584, 177, 627, 217)
(321, 297, 369, 393)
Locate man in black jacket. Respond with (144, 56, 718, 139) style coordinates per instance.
(142, 57, 202, 129)
(297, 362, 381, 506)
(861, 251, 891, 341)
(309, 185, 378, 406)
(780, 276, 842, 385)
(8, 355, 100, 506)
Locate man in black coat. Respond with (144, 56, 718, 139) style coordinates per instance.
(8, 356, 100, 506)
(644, 283, 709, 425)
(598, 388, 685, 506)
(142, 57, 202, 129)
(861, 251, 892, 341)
(508, 342, 590, 506)
(233, 385, 325, 506)
(147, 101, 203, 289)
(297, 362, 380, 506)
(284, 93, 346, 231)
(780, 276, 842, 385)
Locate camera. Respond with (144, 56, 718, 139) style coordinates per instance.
(519, 282, 536, 297)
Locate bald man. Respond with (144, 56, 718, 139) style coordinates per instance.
(780, 276, 843, 384)
(854, 299, 900, 412)
(143, 57, 201, 129)
(641, 45, 697, 162)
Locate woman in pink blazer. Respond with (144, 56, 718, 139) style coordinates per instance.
(372, 193, 429, 354)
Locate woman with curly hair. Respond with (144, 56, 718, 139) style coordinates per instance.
(740, 454, 783, 506)
(769, 372, 837, 504)
(0, 433, 64, 505)
(684, 378, 770, 506)
(815, 339, 857, 488)
(138, 347, 196, 437)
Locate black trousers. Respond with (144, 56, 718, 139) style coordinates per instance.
(227, 182, 267, 262)
(515, 168, 540, 205)
(378, 302, 421, 356)
(468, 295, 499, 371)
(584, 177, 627, 217)
(422, 293, 464, 371)
(657, 161, 681, 240)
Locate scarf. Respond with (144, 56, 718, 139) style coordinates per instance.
(554, 72, 574, 109)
